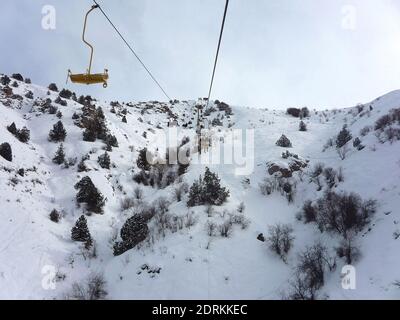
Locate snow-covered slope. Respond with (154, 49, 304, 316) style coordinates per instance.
(0, 73, 399, 300)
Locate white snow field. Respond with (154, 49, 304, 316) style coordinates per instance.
(0, 73, 399, 300)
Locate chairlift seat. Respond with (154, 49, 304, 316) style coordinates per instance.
(69, 70, 109, 88)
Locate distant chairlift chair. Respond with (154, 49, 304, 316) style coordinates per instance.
(68, 4, 109, 88)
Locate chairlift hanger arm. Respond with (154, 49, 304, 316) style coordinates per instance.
(68, 3, 108, 88)
(82, 4, 99, 74)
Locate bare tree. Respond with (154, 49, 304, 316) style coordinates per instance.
(336, 233, 361, 264)
(134, 186, 143, 200)
(68, 273, 107, 300)
(267, 223, 295, 262)
(337, 144, 350, 160)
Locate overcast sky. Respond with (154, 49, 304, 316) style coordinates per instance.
(1, 0, 400, 109)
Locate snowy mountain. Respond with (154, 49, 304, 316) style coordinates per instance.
(0, 72, 399, 300)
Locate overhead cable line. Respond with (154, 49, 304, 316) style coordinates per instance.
(198, 0, 230, 155)
(205, 0, 230, 108)
(93, 0, 172, 101)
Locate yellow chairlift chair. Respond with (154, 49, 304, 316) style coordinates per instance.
(68, 5, 109, 88)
